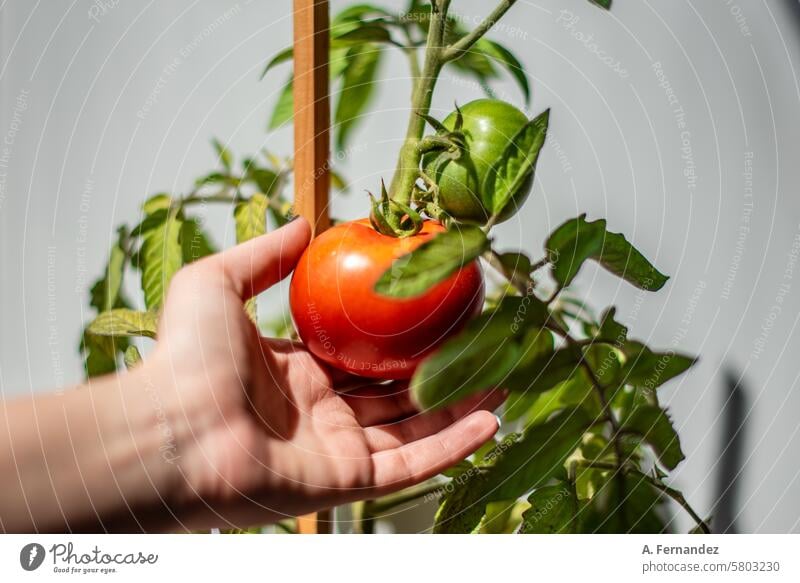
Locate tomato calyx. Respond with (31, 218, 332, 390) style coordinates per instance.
(369, 179, 423, 238)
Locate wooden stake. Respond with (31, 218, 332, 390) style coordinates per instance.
(293, 0, 331, 235)
(293, 0, 332, 534)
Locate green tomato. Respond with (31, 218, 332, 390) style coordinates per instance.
(423, 99, 532, 224)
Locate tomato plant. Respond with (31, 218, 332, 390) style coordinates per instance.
(81, 0, 710, 535)
(289, 219, 484, 378)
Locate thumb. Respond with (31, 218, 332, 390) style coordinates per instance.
(206, 217, 311, 299)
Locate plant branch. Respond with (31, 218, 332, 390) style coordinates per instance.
(442, 0, 518, 62)
(365, 479, 445, 516)
(484, 245, 630, 528)
(388, 0, 451, 205)
(578, 460, 712, 534)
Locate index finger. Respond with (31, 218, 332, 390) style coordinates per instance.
(369, 410, 499, 496)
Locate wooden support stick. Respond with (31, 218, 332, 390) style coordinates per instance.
(293, 0, 331, 236)
(293, 0, 332, 534)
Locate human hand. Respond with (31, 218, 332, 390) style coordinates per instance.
(147, 218, 503, 529)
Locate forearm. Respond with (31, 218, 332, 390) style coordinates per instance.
(0, 363, 183, 532)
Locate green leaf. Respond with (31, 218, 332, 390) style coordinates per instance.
(211, 138, 232, 171)
(233, 193, 269, 244)
(590, 0, 612, 9)
(268, 78, 294, 130)
(180, 218, 216, 264)
(621, 341, 697, 390)
(434, 407, 590, 533)
(441, 459, 473, 478)
(478, 499, 521, 534)
(584, 340, 624, 388)
(142, 193, 172, 214)
(123, 345, 142, 370)
(81, 331, 126, 378)
(484, 109, 549, 217)
(245, 167, 281, 197)
(496, 251, 532, 280)
(594, 306, 628, 343)
(139, 209, 183, 310)
(267, 46, 352, 131)
(87, 309, 159, 339)
(411, 308, 522, 410)
(335, 22, 392, 45)
(103, 229, 127, 312)
(522, 373, 597, 426)
(433, 478, 489, 534)
(622, 405, 685, 470)
(330, 169, 349, 192)
(546, 214, 669, 291)
(374, 225, 488, 298)
(334, 45, 382, 151)
(474, 39, 530, 104)
(260, 46, 293, 80)
(580, 472, 667, 533)
(489, 407, 590, 500)
(519, 483, 580, 533)
(506, 347, 582, 395)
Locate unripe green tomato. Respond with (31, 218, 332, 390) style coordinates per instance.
(423, 99, 532, 224)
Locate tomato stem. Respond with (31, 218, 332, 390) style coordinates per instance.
(388, 0, 522, 211)
(388, 0, 450, 206)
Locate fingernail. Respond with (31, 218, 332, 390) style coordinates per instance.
(493, 414, 502, 429)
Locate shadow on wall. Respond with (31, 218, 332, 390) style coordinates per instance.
(713, 367, 748, 534)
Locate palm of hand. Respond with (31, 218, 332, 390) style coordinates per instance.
(153, 219, 501, 528)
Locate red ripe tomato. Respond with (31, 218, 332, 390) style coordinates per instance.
(289, 219, 485, 379)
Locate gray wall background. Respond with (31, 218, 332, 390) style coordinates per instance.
(2, 0, 800, 532)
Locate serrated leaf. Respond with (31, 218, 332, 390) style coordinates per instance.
(374, 225, 488, 298)
(124, 345, 142, 370)
(434, 407, 590, 533)
(622, 405, 685, 470)
(335, 45, 382, 151)
(87, 309, 159, 339)
(474, 39, 530, 104)
(411, 307, 522, 410)
(140, 209, 183, 309)
(180, 218, 216, 264)
(490, 407, 591, 500)
(546, 214, 669, 291)
(233, 193, 269, 243)
(519, 483, 580, 533)
(621, 341, 697, 390)
(484, 109, 549, 217)
(594, 306, 628, 343)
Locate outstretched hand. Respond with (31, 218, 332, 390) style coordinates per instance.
(151, 218, 502, 529)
